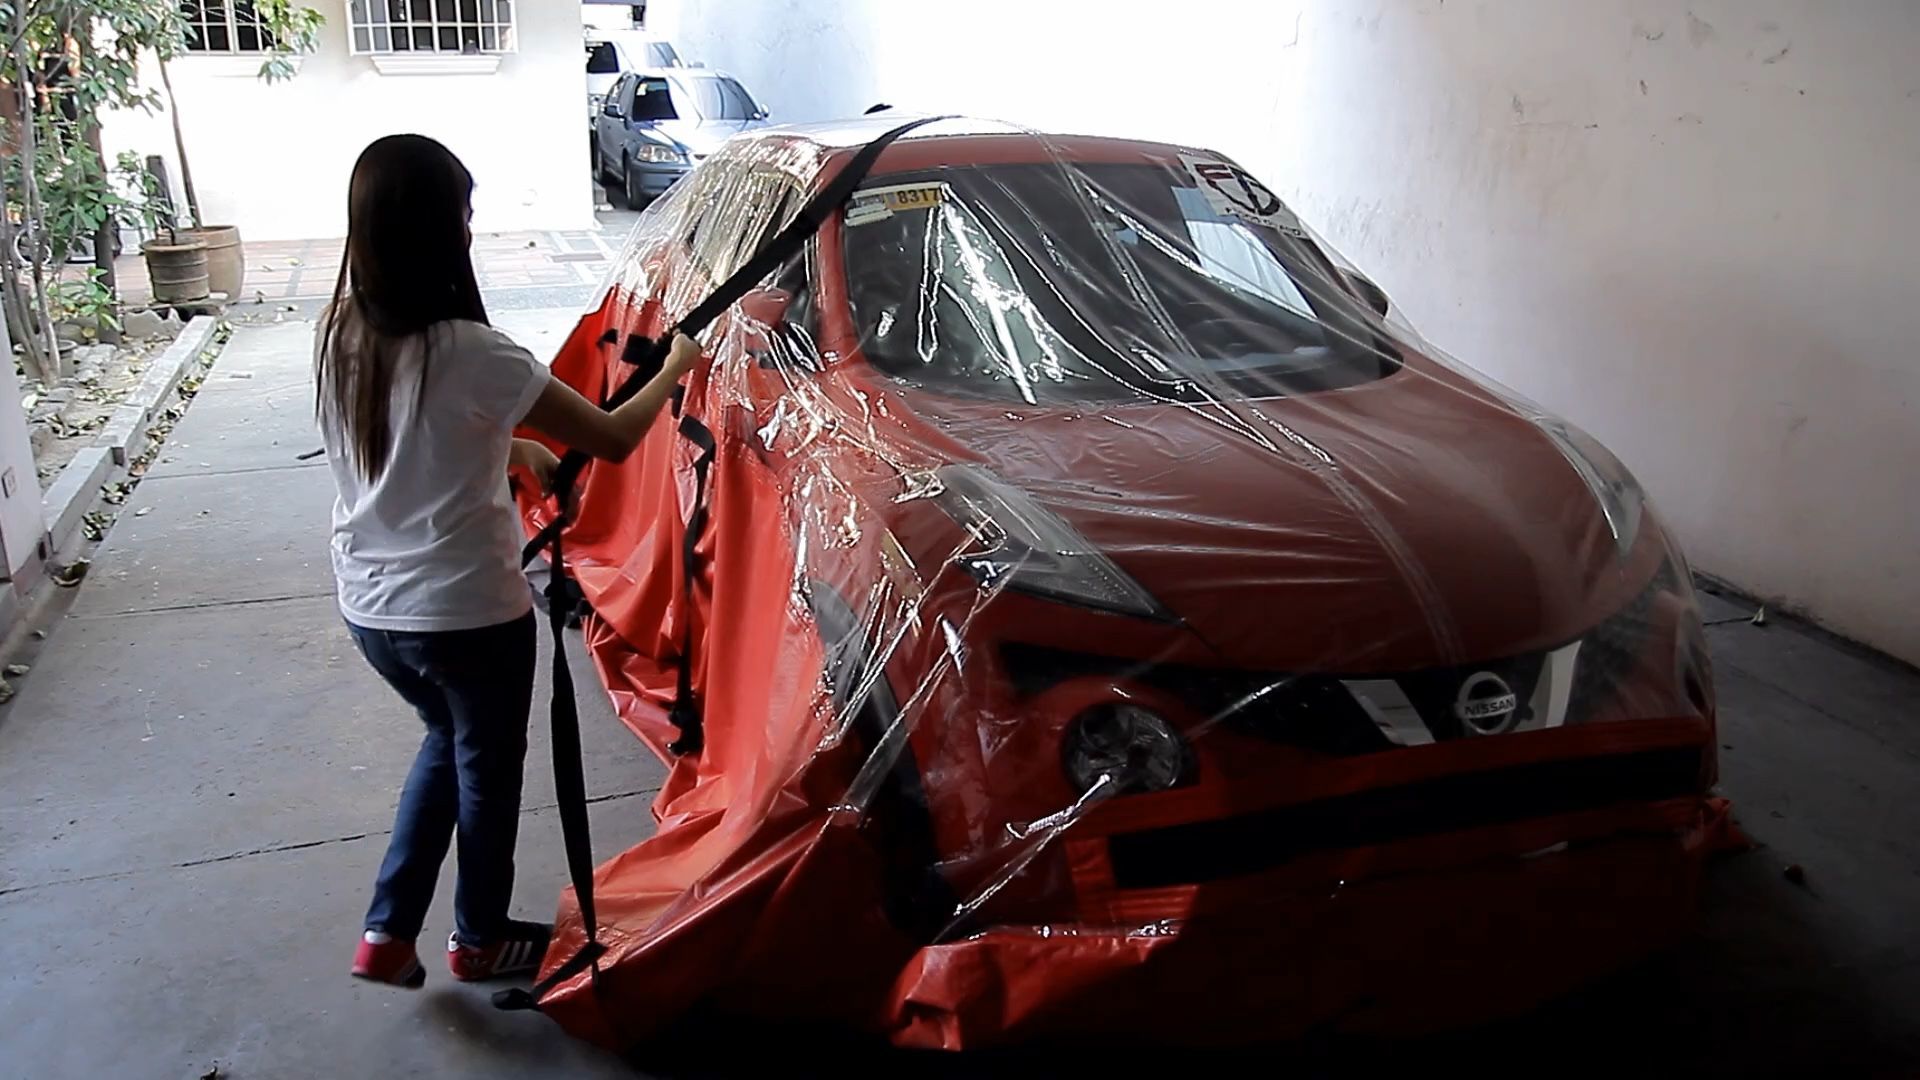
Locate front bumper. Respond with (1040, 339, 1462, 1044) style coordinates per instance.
(630, 160, 690, 199)
(888, 791, 1730, 1049)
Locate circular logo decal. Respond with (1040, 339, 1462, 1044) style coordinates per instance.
(1453, 671, 1520, 735)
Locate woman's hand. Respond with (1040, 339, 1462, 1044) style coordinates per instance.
(660, 332, 702, 382)
(521, 332, 707, 465)
(510, 438, 562, 493)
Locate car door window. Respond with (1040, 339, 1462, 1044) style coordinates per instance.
(585, 41, 619, 75)
(632, 77, 677, 122)
(716, 79, 759, 120)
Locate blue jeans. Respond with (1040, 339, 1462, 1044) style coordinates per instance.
(348, 613, 536, 946)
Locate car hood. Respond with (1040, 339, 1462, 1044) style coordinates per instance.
(654, 118, 762, 158)
(898, 362, 1652, 671)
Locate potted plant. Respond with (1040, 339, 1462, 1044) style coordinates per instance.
(121, 152, 208, 304)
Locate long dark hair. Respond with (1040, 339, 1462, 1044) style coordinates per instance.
(317, 134, 488, 479)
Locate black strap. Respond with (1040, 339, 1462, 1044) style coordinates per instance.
(492, 525, 609, 1012)
(666, 416, 716, 755)
(500, 115, 947, 1016)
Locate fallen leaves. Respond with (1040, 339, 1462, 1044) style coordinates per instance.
(80, 510, 110, 542)
(51, 560, 89, 587)
(46, 414, 106, 440)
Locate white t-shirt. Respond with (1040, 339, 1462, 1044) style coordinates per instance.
(319, 318, 553, 632)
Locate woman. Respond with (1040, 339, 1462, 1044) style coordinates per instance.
(318, 134, 698, 988)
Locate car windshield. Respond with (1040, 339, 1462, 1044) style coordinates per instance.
(645, 41, 680, 67)
(842, 161, 1398, 404)
(676, 76, 759, 121)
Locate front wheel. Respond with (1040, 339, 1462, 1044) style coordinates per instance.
(608, 156, 635, 210)
(621, 158, 652, 211)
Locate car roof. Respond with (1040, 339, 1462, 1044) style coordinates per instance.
(585, 28, 671, 44)
(630, 65, 737, 82)
(731, 115, 1219, 175)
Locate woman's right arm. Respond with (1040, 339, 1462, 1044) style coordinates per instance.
(522, 333, 703, 462)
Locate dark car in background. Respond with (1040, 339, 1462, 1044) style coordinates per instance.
(592, 67, 770, 207)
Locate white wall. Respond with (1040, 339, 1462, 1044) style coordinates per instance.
(655, 0, 1920, 664)
(0, 305, 44, 580)
(103, 1, 593, 242)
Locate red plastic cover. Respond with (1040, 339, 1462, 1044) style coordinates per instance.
(517, 117, 1731, 1050)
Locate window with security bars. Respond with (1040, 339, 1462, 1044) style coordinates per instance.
(349, 0, 517, 54)
(181, 0, 277, 53)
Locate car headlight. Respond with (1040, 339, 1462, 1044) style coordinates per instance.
(635, 142, 686, 165)
(1537, 418, 1645, 557)
(931, 464, 1171, 620)
(1062, 704, 1194, 795)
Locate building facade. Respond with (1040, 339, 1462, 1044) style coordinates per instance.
(104, 1, 595, 242)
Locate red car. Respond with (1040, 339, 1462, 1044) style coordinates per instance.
(520, 116, 1733, 1050)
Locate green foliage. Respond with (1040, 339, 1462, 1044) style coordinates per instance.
(48, 266, 117, 330)
(5, 123, 124, 265)
(0, 0, 183, 114)
(254, 0, 325, 83)
(0, 0, 320, 321)
(113, 148, 169, 235)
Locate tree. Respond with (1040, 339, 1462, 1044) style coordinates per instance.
(0, 0, 321, 385)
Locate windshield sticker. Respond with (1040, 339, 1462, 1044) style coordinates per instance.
(847, 182, 949, 227)
(1179, 154, 1304, 237)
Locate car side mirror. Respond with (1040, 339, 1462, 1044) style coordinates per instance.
(740, 286, 793, 330)
(740, 286, 795, 368)
(1350, 274, 1390, 317)
(603, 103, 625, 119)
(754, 108, 770, 120)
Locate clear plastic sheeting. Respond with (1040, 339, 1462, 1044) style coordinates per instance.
(515, 116, 1736, 1051)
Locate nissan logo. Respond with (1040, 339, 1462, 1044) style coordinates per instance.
(1454, 671, 1520, 735)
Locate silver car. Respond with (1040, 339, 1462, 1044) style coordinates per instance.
(593, 67, 770, 207)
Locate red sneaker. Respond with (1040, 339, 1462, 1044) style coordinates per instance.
(351, 932, 425, 989)
(446, 921, 552, 982)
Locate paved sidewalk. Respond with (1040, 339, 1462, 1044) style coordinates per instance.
(0, 313, 659, 1077)
(108, 207, 640, 306)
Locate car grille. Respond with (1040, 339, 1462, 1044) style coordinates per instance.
(1105, 744, 1707, 889)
